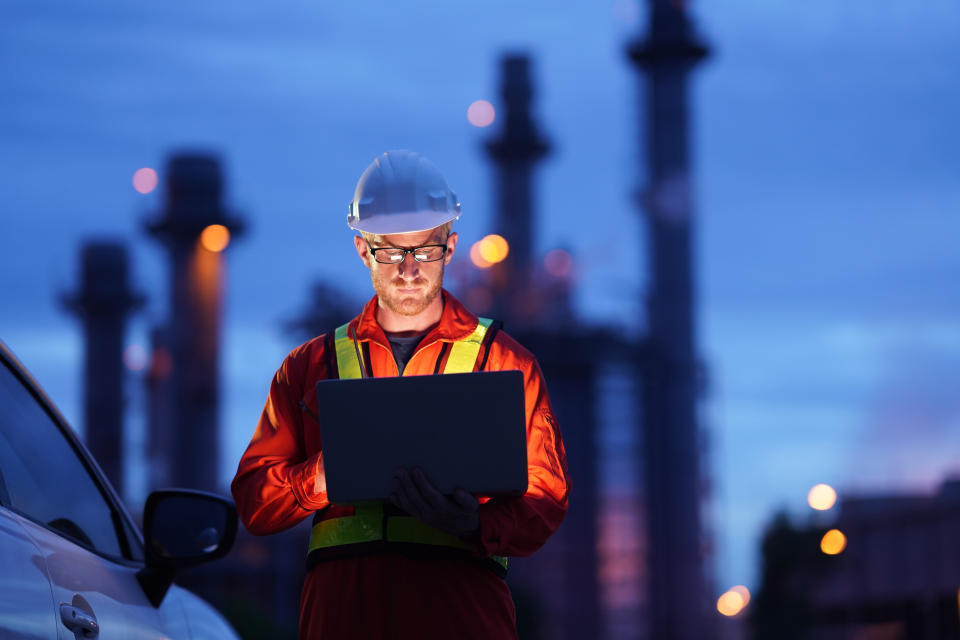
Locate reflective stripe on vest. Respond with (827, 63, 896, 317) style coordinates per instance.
(333, 323, 363, 379)
(443, 316, 492, 374)
(309, 317, 508, 574)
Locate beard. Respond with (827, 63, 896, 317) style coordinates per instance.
(371, 268, 444, 317)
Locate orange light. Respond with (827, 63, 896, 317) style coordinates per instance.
(200, 224, 230, 253)
(821, 529, 846, 555)
(808, 483, 837, 511)
(478, 234, 509, 264)
(467, 100, 495, 128)
(716, 589, 746, 617)
(544, 248, 573, 277)
(132, 167, 158, 194)
(123, 345, 147, 371)
(470, 242, 492, 269)
(730, 585, 750, 607)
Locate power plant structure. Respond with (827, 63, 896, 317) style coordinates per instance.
(484, 54, 552, 325)
(474, 20, 716, 633)
(62, 242, 144, 498)
(628, 1, 713, 638)
(480, 53, 600, 637)
(145, 153, 244, 494)
(475, 47, 711, 639)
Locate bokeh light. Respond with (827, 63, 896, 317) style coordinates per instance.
(123, 344, 147, 371)
(730, 585, 751, 608)
(200, 224, 231, 252)
(716, 588, 746, 617)
(808, 483, 838, 511)
(544, 248, 573, 277)
(132, 167, 158, 194)
(470, 242, 492, 269)
(467, 100, 496, 128)
(820, 529, 847, 555)
(478, 234, 509, 264)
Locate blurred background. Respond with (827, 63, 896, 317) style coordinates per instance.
(2, 0, 958, 638)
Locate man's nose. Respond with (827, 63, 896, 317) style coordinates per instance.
(397, 252, 420, 276)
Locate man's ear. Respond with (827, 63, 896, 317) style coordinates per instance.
(354, 235, 373, 269)
(443, 231, 459, 266)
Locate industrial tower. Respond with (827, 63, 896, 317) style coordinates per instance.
(63, 242, 143, 498)
(628, 1, 712, 638)
(485, 54, 551, 324)
(483, 53, 612, 639)
(146, 153, 243, 493)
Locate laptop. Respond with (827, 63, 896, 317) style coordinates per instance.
(315, 370, 528, 503)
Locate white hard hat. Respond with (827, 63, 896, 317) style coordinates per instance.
(348, 150, 461, 234)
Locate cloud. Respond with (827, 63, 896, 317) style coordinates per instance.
(843, 326, 960, 491)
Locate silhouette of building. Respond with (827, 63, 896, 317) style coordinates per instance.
(753, 479, 960, 640)
(145, 152, 244, 493)
(812, 480, 960, 639)
(62, 241, 144, 498)
(627, 1, 713, 637)
(751, 511, 834, 640)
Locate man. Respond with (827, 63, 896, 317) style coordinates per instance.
(231, 150, 570, 639)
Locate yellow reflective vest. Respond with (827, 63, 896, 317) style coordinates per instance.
(307, 317, 509, 576)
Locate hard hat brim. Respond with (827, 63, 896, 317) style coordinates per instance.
(348, 210, 459, 235)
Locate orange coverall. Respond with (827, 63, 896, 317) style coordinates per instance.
(231, 290, 570, 639)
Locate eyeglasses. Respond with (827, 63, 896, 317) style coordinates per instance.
(367, 242, 448, 264)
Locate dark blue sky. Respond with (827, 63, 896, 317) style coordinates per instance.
(2, 0, 958, 594)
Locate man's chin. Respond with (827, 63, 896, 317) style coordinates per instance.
(386, 286, 443, 317)
(391, 301, 428, 316)
(384, 294, 429, 317)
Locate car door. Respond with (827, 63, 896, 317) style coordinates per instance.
(0, 505, 59, 639)
(0, 352, 186, 639)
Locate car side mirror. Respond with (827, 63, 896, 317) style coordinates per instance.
(137, 489, 238, 607)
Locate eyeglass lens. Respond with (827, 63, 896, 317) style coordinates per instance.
(375, 245, 445, 263)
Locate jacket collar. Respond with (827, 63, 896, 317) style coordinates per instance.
(352, 289, 480, 348)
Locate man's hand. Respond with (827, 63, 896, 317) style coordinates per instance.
(390, 467, 480, 540)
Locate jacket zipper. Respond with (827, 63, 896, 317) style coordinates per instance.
(369, 338, 446, 377)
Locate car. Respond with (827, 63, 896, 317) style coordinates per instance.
(0, 339, 240, 639)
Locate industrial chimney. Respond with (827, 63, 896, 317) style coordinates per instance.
(146, 152, 243, 493)
(63, 241, 144, 498)
(627, 1, 713, 638)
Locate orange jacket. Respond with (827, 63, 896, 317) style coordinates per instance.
(231, 290, 570, 560)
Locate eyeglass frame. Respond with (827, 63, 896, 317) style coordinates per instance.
(365, 240, 449, 264)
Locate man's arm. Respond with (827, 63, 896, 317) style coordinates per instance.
(474, 358, 570, 557)
(231, 344, 331, 535)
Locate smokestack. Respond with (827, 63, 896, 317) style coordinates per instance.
(485, 53, 550, 324)
(63, 241, 144, 497)
(146, 152, 244, 492)
(627, 1, 712, 638)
